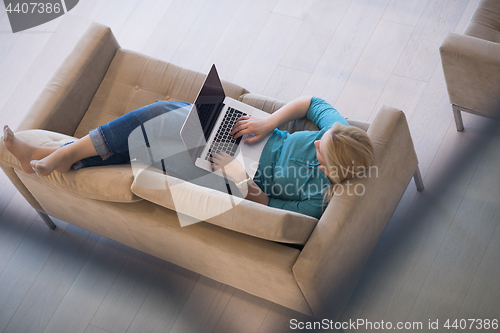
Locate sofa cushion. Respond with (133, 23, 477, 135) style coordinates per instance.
(73, 49, 248, 138)
(3, 130, 142, 203)
(130, 165, 319, 245)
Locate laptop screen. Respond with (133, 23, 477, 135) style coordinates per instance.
(180, 64, 226, 164)
(194, 65, 226, 141)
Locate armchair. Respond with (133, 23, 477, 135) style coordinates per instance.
(440, 0, 500, 131)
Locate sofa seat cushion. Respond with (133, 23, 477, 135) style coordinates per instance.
(3, 130, 142, 203)
(73, 49, 248, 138)
(130, 165, 318, 245)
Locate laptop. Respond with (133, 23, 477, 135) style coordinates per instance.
(180, 64, 272, 180)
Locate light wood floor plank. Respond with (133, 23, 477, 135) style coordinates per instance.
(92, 0, 140, 38)
(0, 192, 37, 275)
(367, 74, 427, 122)
(257, 303, 327, 333)
(0, 218, 67, 332)
(404, 122, 500, 328)
(67, 0, 110, 21)
(272, 0, 315, 20)
(0, 16, 63, 117)
(300, 0, 391, 105)
(115, 0, 173, 53)
(0, 1, 5, 17)
(85, 325, 114, 333)
(262, 66, 310, 102)
(126, 262, 199, 333)
(382, 0, 429, 27)
(4, 224, 99, 333)
(89, 249, 165, 333)
(0, 172, 17, 218)
(333, 19, 414, 121)
(232, 13, 302, 95)
(212, 289, 271, 333)
(0, 14, 19, 62)
(0, 14, 92, 130)
(279, 0, 351, 74)
(140, 0, 208, 62)
(454, 0, 481, 35)
(169, 276, 235, 333)
(456, 218, 500, 331)
(201, 0, 278, 81)
(393, 0, 468, 82)
(42, 236, 131, 333)
(169, 0, 243, 73)
(406, 64, 452, 178)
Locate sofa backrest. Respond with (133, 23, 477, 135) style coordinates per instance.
(73, 49, 249, 138)
(464, 0, 500, 43)
(293, 106, 418, 319)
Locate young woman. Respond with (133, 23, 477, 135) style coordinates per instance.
(3, 96, 374, 219)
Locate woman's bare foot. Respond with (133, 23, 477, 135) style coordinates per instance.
(30, 147, 76, 176)
(3, 127, 97, 177)
(29, 160, 48, 176)
(2, 125, 60, 175)
(29, 158, 72, 176)
(3, 125, 39, 174)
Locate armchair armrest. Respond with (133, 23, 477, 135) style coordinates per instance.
(16, 22, 120, 136)
(440, 32, 500, 117)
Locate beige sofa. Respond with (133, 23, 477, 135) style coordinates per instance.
(0, 23, 423, 319)
(440, 0, 500, 131)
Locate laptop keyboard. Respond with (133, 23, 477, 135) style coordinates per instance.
(205, 107, 247, 161)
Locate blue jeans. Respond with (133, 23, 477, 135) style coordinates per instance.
(66, 100, 192, 169)
(64, 100, 242, 196)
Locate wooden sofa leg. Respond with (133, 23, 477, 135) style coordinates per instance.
(452, 105, 464, 132)
(413, 166, 424, 192)
(36, 210, 56, 230)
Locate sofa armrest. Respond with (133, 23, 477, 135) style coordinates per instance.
(16, 22, 120, 135)
(292, 106, 419, 319)
(440, 32, 500, 117)
(347, 119, 371, 132)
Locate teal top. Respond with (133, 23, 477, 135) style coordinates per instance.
(254, 97, 350, 219)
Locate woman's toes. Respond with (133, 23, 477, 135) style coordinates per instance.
(30, 160, 46, 176)
(3, 126, 14, 144)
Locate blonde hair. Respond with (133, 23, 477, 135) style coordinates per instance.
(322, 123, 374, 202)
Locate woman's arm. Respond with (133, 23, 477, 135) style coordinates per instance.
(210, 152, 269, 205)
(266, 95, 313, 129)
(231, 96, 313, 143)
(213, 96, 314, 204)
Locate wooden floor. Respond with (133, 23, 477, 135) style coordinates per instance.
(1, 0, 499, 332)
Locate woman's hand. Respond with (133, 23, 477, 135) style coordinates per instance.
(210, 152, 247, 183)
(230, 116, 274, 144)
